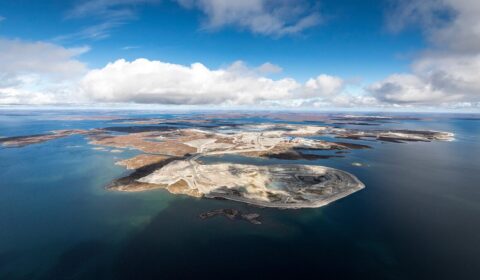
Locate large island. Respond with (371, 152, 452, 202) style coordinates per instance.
(0, 114, 454, 209)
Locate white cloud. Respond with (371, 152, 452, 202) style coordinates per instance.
(0, 39, 88, 78)
(175, 0, 321, 36)
(0, 38, 354, 108)
(371, 0, 480, 108)
(0, 88, 59, 105)
(369, 74, 448, 104)
(80, 58, 344, 105)
(306, 95, 379, 109)
(370, 52, 480, 105)
(412, 52, 480, 100)
(387, 0, 480, 52)
(0, 16, 5, 22)
(303, 74, 344, 98)
(0, 39, 88, 105)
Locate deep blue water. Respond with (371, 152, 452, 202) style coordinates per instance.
(0, 111, 479, 280)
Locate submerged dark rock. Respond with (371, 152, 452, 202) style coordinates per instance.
(199, 209, 261, 225)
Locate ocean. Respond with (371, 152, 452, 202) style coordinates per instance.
(0, 110, 479, 279)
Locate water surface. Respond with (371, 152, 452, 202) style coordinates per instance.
(0, 111, 479, 279)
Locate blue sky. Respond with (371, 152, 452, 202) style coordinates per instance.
(0, 0, 479, 110)
(0, 0, 425, 82)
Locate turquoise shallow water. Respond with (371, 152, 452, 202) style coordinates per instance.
(0, 111, 479, 279)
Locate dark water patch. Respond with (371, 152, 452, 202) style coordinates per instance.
(331, 122, 380, 126)
(300, 120, 327, 124)
(110, 199, 402, 280)
(335, 135, 421, 143)
(331, 118, 392, 123)
(331, 116, 421, 122)
(109, 118, 149, 122)
(263, 151, 343, 160)
(0, 251, 18, 271)
(451, 117, 480, 121)
(40, 240, 109, 280)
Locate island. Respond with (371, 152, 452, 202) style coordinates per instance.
(0, 114, 455, 209)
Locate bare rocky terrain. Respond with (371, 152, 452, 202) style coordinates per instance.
(0, 114, 454, 209)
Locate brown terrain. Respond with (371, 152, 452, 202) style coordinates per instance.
(0, 116, 455, 209)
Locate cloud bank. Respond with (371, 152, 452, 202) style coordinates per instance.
(371, 0, 480, 108)
(81, 58, 343, 105)
(1, 38, 477, 109)
(0, 39, 350, 107)
(369, 53, 480, 106)
(0, 39, 88, 105)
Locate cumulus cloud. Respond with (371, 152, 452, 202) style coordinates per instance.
(369, 74, 448, 104)
(0, 39, 88, 105)
(371, 0, 480, 108)
(370, 53, 480, 105)
(80, 58, 344, 105)
(303, 75, 344, 98)
(175, 0, 321, 36)
(0, 38, 354, 107)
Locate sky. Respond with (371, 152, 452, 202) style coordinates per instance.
(0, 0, 479, 111)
